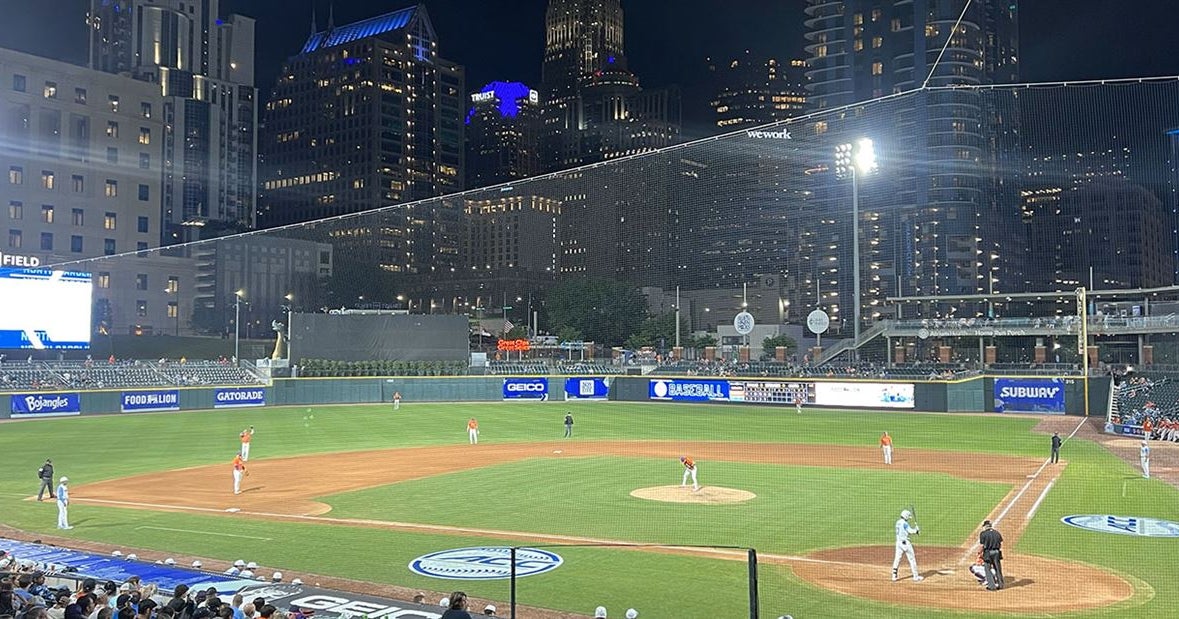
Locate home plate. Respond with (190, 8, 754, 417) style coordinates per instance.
(553, 450, 563, 454)
(225, 508, 240, 513)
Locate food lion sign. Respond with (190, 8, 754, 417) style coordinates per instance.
(409, 546, 563, 580)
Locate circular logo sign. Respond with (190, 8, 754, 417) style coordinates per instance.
(1061, 515, 1179, 537)
(734, 311, 755, 335)
(917, 328, 930, 340)
(806, 309, 830, 335)
(652, 380, 669, 398)
(409, 547, 563, 580)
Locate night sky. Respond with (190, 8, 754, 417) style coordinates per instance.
(2, 0, 1178, 134)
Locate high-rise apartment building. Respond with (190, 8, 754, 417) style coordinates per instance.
(466, 81, 542, 189)
(797, 0, 1020, 331)
(87, 0, 258, 244)
(708, 53, 807, 130)
(258, 6, 465, 281)
(0, 47, 197, 335)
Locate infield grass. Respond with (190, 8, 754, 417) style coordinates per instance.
(0, 402, 1176, 618)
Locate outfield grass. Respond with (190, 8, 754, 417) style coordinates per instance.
(0, 402, 1176, 618)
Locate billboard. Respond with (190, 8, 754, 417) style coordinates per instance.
(564, 377, 609, 400)
(813, 382, 915, 408)
(121, 390, 180, 413)
(11, 392, 81, 417)
(994, 378, 1065, 414)
(649, 379, 730, 402)
(502, 377, 549, 400)
(0, 268, 92, 349)
(213, 387, 266, 408)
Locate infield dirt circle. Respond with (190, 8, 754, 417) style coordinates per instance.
(69, 440, 1138, 614)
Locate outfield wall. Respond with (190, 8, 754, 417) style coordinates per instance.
(1, 374, 1111, 419)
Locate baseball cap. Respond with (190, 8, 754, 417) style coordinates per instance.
(246, 562, 259, 570)
(594, 607, 608, 618)
(626, 610, 638, 619)
(164, 558, 176, 566)
(271, 572, 282, 582)
(439, 598, 449, 608)
(234, 560, 246, 568)
(59, 476, 68, 483)
(483, 604, 496, 614)
(192, 561, 203, 569)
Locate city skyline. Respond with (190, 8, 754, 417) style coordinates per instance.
(5, 1, 1179, 136)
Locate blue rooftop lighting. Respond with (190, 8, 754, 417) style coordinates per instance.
(485, 81, 533, 118)
(301, 6, 417, 54)
(607, 55, 616, 64)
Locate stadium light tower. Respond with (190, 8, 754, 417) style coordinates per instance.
(835, 138, 877, 361)
(234, 289, 245, 363)
(283, 293, 294, 360)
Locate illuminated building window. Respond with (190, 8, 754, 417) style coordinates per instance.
(872, 62, 884, 75)
(41, 170, 54, 190)
(891, 18, 902, 32)
(105, 179, 118, 198)
(854, 39, 864, 51)
(873, 36, 883, 48)
(43, 81, 57, 99)
(8, 166, 22, 184)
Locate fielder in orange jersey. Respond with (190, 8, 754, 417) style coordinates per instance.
(880, 431, 893, 465)
(680, 456, 699, 491)
(467, 418, 479, 444)
(232, 454, 247, 495)
(239, 425, 255, 460)
(1143, 417, 1153, 440)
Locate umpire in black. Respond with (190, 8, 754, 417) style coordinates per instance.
(1050, 432, 1062, 464)
(37, 459, 54, 501)
(980, 519, 1004, 590)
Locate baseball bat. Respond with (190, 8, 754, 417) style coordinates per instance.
(908, 502, 919, 530)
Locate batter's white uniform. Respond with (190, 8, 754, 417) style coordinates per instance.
(56, 480, 71, 529)
(1141, 442, 1151, 478)
(891, 516, 921, 581)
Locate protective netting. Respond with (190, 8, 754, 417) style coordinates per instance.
(37, 79, 1179, 361)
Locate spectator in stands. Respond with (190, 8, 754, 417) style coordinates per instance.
(0, 581, 20, 617)
(13, 574, 35, 606)
(24, 605, 51, 619)
(439, 592, 472, 619)
(116, 607, 135, 619)
(239, 603, 255, 619)
(27, 573, 50, 603)
(257, 604, 277, 619)
(482, 605, 496, 616)
(411, 595, 425, 606)
(47, 591, 70, 619)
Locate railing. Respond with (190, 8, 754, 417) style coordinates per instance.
(817, 321, 889, 365)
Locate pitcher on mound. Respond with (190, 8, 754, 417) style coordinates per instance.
(680, 456, 699, 491)
(891, 509, 922, 582)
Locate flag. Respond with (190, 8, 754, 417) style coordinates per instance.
(503, 319, 515, 333)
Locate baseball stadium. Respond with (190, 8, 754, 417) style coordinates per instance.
(5, 6, 1179, 618)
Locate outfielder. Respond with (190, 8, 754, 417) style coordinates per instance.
(232, 453, 247, 495)
(240, 426, 255, 461)
(468, 418, 479, 444)
(393, 391, 401, 411)
(880, 432, 893, 465)
(680, 456, 699, 491)
(891, 509, 922, 582)
(1141, 439, 1151, 478)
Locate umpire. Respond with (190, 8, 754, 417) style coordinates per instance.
(980, 519, 1004, 590)
(37, 459, 54, 501)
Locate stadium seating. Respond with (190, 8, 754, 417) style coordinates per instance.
(0, 360, 265, 392)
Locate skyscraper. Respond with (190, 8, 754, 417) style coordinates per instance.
(466, 81, 542, 189)
(540, 0, 681, 288)
(258, 5, 465, 278)
(708, 53, 807, 130)
(87, 0, 258, 244)
(540, 0, 680, 170)
(798, 0, 1020, 332)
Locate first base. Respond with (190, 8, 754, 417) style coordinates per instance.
(225, 507, 241, 513)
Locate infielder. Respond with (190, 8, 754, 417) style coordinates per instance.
(891, 509, 922, 582)
(468, 418, 479, 444)
(239, 426, 255, 461)
(232, 453, 247, 495)
(880, 431, 893, 465)
(56, 476, 71, 530)
(1141, 439, 1151, 478)
(680, 456, 699, 491)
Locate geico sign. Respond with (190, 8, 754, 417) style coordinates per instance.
(506, 383, 546, 392)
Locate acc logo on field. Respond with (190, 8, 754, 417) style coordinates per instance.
(408, 546, 563, 580)
(1061, 514, 1179, 537)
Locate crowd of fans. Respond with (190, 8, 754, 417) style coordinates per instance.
(0, 358, 262, 391)
(1112, 374, 1179, 442)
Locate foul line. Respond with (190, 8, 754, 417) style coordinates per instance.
(75, 497, 859, 568)
(958, 417, 1085, 564)
(134, 525, 272, 541)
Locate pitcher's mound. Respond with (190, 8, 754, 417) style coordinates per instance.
(630, 485, 756, 504)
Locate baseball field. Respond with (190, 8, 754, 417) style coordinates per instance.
(1, 401, 1177, 618)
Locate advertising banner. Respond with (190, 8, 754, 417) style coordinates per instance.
(564, 377, 609, 400)
(502, 377, 549, 400)
(994, 378, 1065, 414)
(120, 389, 180, 413)
(213, 387, 266, 408)
(813, 382, 915, 408)
(10, 392, 81, 417)
(649, 379, 730, 402)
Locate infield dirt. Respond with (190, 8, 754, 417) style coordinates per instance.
(67, 439, 1135, 614)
